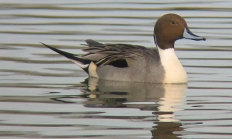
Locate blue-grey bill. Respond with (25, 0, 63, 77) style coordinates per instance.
(183, 28, 206, 41)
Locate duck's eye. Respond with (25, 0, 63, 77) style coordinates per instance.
(171, 21, 176, 25)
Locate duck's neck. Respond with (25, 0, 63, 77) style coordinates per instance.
(157, 47, 187, 83)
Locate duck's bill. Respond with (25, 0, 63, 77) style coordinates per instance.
(183, 28, 206, 41)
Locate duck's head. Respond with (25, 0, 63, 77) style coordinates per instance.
(154, 13, 206, 50)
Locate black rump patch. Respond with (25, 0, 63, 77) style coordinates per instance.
(108, 59, 128, 68)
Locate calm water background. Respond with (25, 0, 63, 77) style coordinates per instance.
(0, 0, 232, 139)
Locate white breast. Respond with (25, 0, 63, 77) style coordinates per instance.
(158, 47, 187, 83)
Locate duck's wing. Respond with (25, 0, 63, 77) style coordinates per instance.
(82, 39, 148, 66)
(42, 39, 153, 75)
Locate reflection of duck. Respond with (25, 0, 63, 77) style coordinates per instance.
(79, 78, 187, 138)
(42, 13, 205, 83)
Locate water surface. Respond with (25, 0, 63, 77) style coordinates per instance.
(1, 0, 232, 139)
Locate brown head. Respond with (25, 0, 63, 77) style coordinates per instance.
(154, 13, 205, 49)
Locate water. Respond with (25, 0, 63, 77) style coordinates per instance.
(1, 0, 232, 138)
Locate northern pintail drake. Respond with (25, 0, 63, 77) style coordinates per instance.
(42, 13, 205, 83)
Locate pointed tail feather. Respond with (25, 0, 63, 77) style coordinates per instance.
(41, 42, 90, 73)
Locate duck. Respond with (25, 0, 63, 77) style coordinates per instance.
(41, 13, 206, 83)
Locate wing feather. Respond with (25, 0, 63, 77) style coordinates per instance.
(81, 40, 148, 66)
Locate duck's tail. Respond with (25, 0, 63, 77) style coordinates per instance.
(41, 42, 91, 73)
